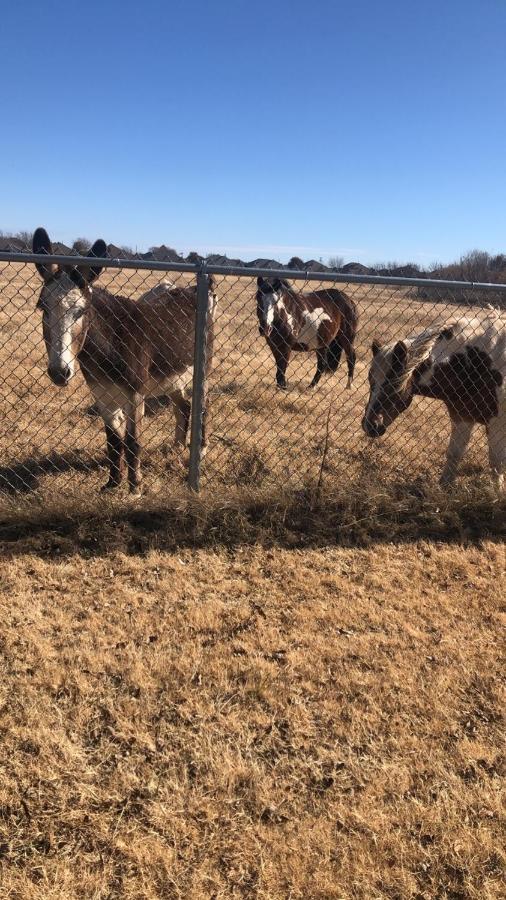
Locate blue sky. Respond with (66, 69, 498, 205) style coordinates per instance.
(1, 0, 506, 264)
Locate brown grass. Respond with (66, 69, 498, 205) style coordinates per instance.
(0, 519, 504, 899)
(0, 263, 504, 898)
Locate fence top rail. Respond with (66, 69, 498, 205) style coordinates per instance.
(2, 250, 506, 293)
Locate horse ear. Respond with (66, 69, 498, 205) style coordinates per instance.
(257, 277, 265, 288)
(33, 227, 57, 281)
(371, 339, 382, 356)
(391, 340, 408, 373)
(79, 239, 107, 282)
(272, 278, 282, 291)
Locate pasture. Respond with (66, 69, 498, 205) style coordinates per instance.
(0, 263, 504, 898)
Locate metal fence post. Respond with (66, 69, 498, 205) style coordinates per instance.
(188, 265, 211, 492)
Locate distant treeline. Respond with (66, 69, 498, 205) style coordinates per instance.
(1, 232, 506, 284)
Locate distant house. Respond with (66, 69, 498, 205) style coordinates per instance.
(245, 258, 283, 270)
(340, 262, 375, 275)
(51, 242, 73, 256)
(205, 254, 245, 268)
(107, 244, 135, 260)
(0, 237, 28, 253)
(142, 245, 183, 263)
(303, 259, 330, 273)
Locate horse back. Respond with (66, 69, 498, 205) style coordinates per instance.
(137, 287, 197, 378)
(300, 288, 357, 339)
(314, 288, 357, 326)
(84, 284, 213, 394)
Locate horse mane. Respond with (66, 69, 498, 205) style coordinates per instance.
(396, 325, 448, 391)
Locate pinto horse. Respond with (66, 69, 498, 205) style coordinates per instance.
(362, 312, 506, 490)
(32, 228, 217, 495)
(256, 277, 358, 389)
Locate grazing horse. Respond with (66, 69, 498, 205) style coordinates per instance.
(32, 228, 217, 495)
(362, 312, 506, 490)
(256, 277, 358, 389)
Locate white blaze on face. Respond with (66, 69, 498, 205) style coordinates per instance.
(262, 290, 279, 329)
(298, 307, 331, 349)
(42, 274, 87, 379)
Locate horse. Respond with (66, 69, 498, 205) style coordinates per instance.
(32, 228, 217, 495)
(256, 277, 358, 390)
(362, 312, 506, 490)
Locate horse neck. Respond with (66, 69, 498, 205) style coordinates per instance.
(397, 327, 442, 396)
(279, 287, 301, 320)
(81, 287, 122, 359)
(411, 357, 436, 397)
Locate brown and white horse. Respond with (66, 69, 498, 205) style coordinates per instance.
(362, 313, 506, 490)
(33, 228, 217, 495)
(256, 277, 358, 389)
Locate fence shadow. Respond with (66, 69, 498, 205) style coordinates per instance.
(0, 477, 504, 560)
(0, 451, 103, 495)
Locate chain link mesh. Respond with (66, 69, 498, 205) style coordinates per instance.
(0, 258, 504, 507)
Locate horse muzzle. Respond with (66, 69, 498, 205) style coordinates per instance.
(48, 364, 72, 386)
(362, 416, 386, 438)
(259, 325, 272, 339)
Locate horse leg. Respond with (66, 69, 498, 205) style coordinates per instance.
(125, 391, 145, 496)
(271, 341, 290, 390)
(487, 414, 506, 492)
(309, 348, 327, 388)
(174, 393, 191, 448)
(439, 419, 473, 487)
(327, 342, 343, 372)
(90, 382, 127, 491)
(340, 335, 356, 388)
(102, 424, 125, 490)
(176, 388, 210, 459)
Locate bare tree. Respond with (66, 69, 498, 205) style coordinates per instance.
(328, 255, 344, 270)
(72, 237, 91, 255)
(15, 230, 33, 248)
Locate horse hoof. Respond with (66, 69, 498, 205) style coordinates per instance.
(129, 486, 143, 499)
(100, 480, 121, 493)
(276, 383, 287, 391)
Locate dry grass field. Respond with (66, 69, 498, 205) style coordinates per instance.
(0, 262, 504, 898)
(0, 529, 504, 899)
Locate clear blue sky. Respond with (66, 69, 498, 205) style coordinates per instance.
(1, 0, 505, 264)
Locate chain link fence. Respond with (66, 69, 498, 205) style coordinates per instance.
(0, 250, 505, 510)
